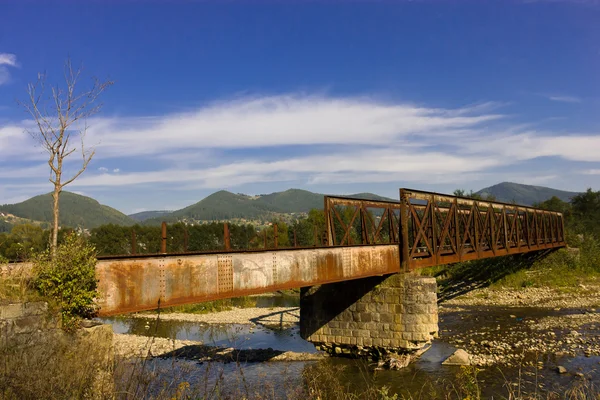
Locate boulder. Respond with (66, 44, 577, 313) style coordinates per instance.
(442, 349, 471, 366)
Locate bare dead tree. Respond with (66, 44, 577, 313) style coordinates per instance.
(20, 59, 113, 258)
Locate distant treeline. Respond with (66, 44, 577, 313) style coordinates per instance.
(2, 189, 598, 262)
(0, 209, 327, 261)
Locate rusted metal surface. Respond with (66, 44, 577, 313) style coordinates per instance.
(324, 196, 401, 246)
(131, 230, 137, 255)
(96, 244, 400, 316)
(160, 222, 167, 254)
(224, 223, 231, 250)
(399, 188, 566, 270)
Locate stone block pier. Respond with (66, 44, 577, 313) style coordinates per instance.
(300, 273, 438, 357)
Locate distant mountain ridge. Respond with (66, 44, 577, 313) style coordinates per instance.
(0, 192, 135, 229)
(475, 182, 579, 205)
(140, 189, 397, 225)
(1, 183, 582, 230)
(128, 210, 173, 222)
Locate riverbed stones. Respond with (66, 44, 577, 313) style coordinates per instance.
(557, 366, 567, 374)
(442, 349, 471, 366)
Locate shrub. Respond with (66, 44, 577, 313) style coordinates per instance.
(33, 233, 98, 330)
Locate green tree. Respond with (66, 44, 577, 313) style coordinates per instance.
(0, 224, 45, 261)
(534, 196, 571, 214)
(33, 234, 98, 330)
(571, 189, 600, 238)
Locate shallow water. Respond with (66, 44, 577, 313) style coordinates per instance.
(104, 297, 600, 398)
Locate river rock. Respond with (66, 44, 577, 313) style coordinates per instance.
(442, 349, 471, 366)
(557, 366, 567, 374)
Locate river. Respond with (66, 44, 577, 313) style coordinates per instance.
(102, 296, 600, 399)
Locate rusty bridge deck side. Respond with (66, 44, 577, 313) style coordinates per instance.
(97, 244, 399, 316)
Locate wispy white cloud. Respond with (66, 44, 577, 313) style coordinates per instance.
(0, 53, 18, 86)
(0, 53, 18, 67)
(2, 92, 599, 209)
(548, 95, 582, 103)
(81, 94, 502, 157)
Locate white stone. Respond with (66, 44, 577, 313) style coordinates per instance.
(442, 349, 471, 366)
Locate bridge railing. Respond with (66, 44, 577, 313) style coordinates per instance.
(399, 188, 566, 270)
(324, 196, 401, 246)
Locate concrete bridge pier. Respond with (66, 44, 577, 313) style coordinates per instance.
(299, 273, 438, 358)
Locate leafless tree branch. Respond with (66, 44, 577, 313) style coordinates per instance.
(18, 58, 113, 257)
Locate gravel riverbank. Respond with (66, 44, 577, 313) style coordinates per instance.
(131, 307, 300, 328)
(439, 284, 600, 367)
(441, 284, 600, 309)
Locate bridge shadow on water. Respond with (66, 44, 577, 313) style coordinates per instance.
(433, 249, 557, 303)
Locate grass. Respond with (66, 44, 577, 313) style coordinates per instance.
(161, 297, 258, 314)
(0, 325, 114, 400)
(0, 262, 39, 304)
(421, 236, 600, 298)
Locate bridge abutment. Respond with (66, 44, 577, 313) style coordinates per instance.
(300, 273, 438, 358)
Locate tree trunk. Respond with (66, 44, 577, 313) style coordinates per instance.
(51, 187, 60, 258)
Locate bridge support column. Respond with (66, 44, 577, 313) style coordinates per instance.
(300, 273, 438, 358)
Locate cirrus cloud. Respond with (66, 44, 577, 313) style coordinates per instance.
(1, 92, 599, 211)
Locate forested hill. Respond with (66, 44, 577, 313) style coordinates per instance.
(140, 189, 398, 225)
(128, 210, 173, 222)
(475, 182, 579, 205)
(0, 192, 135, 229)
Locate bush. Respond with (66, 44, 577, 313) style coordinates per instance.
(33, 234, 98, 330)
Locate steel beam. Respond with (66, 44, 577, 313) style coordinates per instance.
(96, 244, 400, 316)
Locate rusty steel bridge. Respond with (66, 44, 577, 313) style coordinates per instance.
(96, 189, 566, 316)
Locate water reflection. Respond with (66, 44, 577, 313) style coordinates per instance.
(103, 317, 315, 353)
(106, 300, 600, 398)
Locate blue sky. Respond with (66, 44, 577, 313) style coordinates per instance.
(1, 1, 599, 214)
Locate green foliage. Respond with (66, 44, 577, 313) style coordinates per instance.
(453, 189, 496, 201)
(89, 221, 258, 256)
(0, 224, 46, 261)
(571, 188, 600, 239)
(290, 209, 326, 246)
(0, 219, 12, 233)
(33, 234, 98, 330)
(534, 195, 571, 214)
(0, 191, 135, 229)
(251, 220, 291, 248)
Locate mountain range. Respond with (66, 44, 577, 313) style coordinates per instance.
(0, 182, 581, 231)
(474, 182, 577, 204)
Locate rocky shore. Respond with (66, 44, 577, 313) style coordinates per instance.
(442, 283, 600, 309)
(439, 284, 600, 367)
